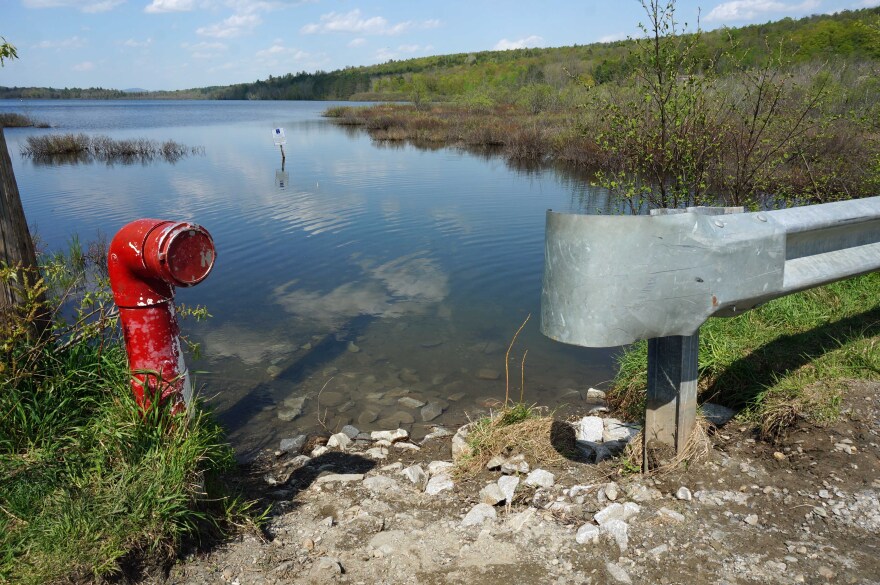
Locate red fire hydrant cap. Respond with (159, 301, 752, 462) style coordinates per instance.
(149, 223, 215, 287)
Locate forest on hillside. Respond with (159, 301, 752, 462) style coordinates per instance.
(1, 6, 878, 102)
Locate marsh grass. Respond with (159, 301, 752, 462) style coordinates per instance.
(609, 272, 880, 440)
(0, 240, 258, 584)
(0, 112, 49, 128)
(21, 133, 204, 164)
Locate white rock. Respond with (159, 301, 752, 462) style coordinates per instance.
(657, 507, 685, 523)
(501, 454, 530, 474)
(279, 435, 307, 454)
(311, 446, 328, 457)
(595, 502, 640, 525)
(603, 483, 619, 501)
(577, 416, 605, 442)
(506, 507, 536, 531)
(363, 475, 400, 493)
(603, 418, 640, 443)
(398, 396, 426, 409)
(462, 503, 497, 527)
(451, 424, 472, 461)
(393, 442, 421, 451)
(648, 543, 669, 557)
(525, 469, 555, 488)
(425, 473, 454, 495)
(601, 518, 629, 552)
(479, 483, 506, 506)
(498, 475, 520, 504)
(310, 557, 344, 579)
(605, 561, 633, 584)
(371, 429, 408, 443)
(401, 464, 428, 487)
(420, 402, 445, 422)
(327, 432, 351, 450)
(340, 425, 360, 439)
(676, 486, 693, 501)
(575, 523, 601, 544)
(486, 455, 506, 470)
(364, 447, 389, 460)
(380, 462, 403, 472)
(586, 387, 606, 401)
(427, 460, 454, 475)
(420, 426, 452, 443)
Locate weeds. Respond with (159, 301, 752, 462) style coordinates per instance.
(0, 238, 257, 583)
(21, 133, 204, 164)
(0, 112, 49, 128)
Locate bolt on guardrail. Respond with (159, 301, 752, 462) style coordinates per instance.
(541, 196, 880, 468)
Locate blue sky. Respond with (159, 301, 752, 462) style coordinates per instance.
(2, 0, 879, 91)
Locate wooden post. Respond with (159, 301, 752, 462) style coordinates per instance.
(643, 331, 699, 469)
(0, 127, 42, 328)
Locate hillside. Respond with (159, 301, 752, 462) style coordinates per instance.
(1, 6, 878, 102)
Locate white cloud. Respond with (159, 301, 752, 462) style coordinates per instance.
(73, 61, 95, 71)
(348, 37, 367, 48)
(182, 40, 227, 59)
(854, 0, 880, 6)
(255, 43, 308, 60)
(705, 0, 820, 22)
(122, 37, 153, 48)
(197, 13, 262, 37)
(373, 44, 431, 62)
(144, 0, 197, 12)
(23, 0, 124, 11)
(300, 9, 437, 36)
(34, 36, 87, 49)
(493, 35, 545, 51)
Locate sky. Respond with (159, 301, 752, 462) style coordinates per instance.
(2, 0, 879, 91)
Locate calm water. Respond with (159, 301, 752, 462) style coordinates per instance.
(2, 100, 618, 457)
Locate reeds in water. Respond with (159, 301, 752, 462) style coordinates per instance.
(21, 133, 204, 164)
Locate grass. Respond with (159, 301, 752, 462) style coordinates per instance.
(0, 243, 258, 584)
(20, 133, 204, 164)
(0, 113, 49, 128)
(609, 272, 880, 440)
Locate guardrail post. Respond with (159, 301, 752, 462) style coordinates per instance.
(645, 332, 699, 469)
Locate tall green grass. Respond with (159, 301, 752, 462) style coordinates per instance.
(609, 272, 880, 439)
(0, 242, 256, 584)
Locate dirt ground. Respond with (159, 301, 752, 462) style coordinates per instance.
(141, 380, 880, 585)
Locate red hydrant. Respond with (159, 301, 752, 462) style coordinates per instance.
(108, 219, 215, 413)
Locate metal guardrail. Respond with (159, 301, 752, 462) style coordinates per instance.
(541, 196, 880, 463)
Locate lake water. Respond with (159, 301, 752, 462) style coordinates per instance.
(1, 100, 619, 457)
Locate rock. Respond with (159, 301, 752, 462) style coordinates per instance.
(479, 483, 506, 506)
(401, 464, 428, 487)
(676, 486, 693, 501)
(498, 475, 520, 504)
(311, 446, 328, 457)
(603, 483, 619, 501)
(427, 460, 454, 475)
(601, 518, 629, 552)
(380, 462, 403, 472)
(576, 416, 605, 442)
(399, 369, 421, 384)
(701, 402, 736, 426)
(626, 483, 663, 502)
(525, 469, 555, 488)
(425, 473, 454, 495)
(316, 473, 364, 484)
(420, 401, 445, 421)
(318, 391, 345, 407)
(327, 432, 351, 450)
(595, 502, 640, 525)
(371, 429, 409, 443)
(346, 341, 360, 353)
(357, 410, 379, 426)
(393, 442, 420, 451)
(586, 387, 606, 401)
(266, 365, 281, 377)
(603, 418, 640, 443)
(392, 411, 415, 424)
(486, 455, 506, 470)
(657, 507, 685, 523)
(462, 503, 497, 526)
(421, 426, 452, 443)
(309, 557, 343, 580)
(744, 514, 759, 526)
(363, 475, 399, 493)
(605, 561, 633, 584)
(576, 440, 612, 463)
(340, 425, 360, 439)
(398, 396, 426, 409)
(476, 368, 501, 380)
(501, 454, 530, 475)
(451, 424, 473, 461)
(648, 543, 669, 557)
(364, 447, 389, 459)
(507, 507, 536, 531)
(279, 435, 307, 454)
(276, 408, 301, 422)
(576, 523, 601, 544)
